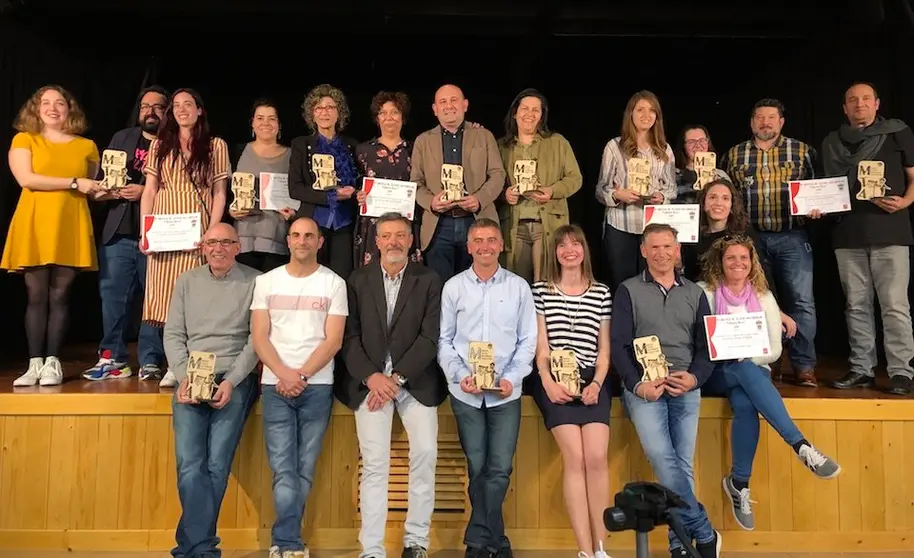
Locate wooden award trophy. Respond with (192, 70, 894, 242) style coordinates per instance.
(550, 349, 583, 399)
(230, 172, 256, 212)
(99, 149, 129, 191)
(312, 154, 338, 190)
(856, 160, 889, 200)
(692, 151, 717, 191)
(627, 157, 653, 200)
(633, 335, 669, 382)
(186, 350, 217, 403)
(514, 159, 542, 198)
(441, 164, 465, 202)
(469, 341, 501, 392)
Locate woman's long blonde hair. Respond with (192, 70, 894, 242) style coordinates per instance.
(546, 224, 596, 288)
(619, 90, 669, 163)
(700, 235, 769, 293)
(13, 84, 88, 135)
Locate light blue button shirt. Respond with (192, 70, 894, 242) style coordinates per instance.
(438, 265, 537, 408)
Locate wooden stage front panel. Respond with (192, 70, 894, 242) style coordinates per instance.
(0, 387, 912, 554)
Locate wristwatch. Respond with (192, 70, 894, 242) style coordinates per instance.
(393, 373, 407, 386)
(299, 374, 306, 381)
(69, 178, 79, 190)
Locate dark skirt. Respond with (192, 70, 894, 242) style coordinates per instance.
(353, 215, 423, 268)
(530, 366, 612, 430)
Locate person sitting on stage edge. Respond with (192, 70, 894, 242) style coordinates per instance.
(699, 235, 840, 532)
(340, 212, 447, 558)
(163, 222, 261, 558)
(251, 216, 348, 558)
(610, 222, 721, 558)
(438, 218, 537, 558)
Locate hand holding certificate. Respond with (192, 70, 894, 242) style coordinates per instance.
(142, 213, 202, 253)
(643, 204, 700, 243)
(359, 177, 418, 220)
(704, 312, 772, 361)
(789, 177, 851, 216)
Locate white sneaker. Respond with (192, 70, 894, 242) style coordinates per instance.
(159, 368, 177, 388)
(283, 550, 309, 558)
(13, 357, 44, 386)
(268, 547, 282, 558)
(595, 541, 611, 558)
(39, 357, 64, 386)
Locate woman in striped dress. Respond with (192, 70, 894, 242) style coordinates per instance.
(530, 224, 612, 558)
(139, 88, 229, 387)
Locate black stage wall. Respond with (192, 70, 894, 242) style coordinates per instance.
(0, 0, 913, 362)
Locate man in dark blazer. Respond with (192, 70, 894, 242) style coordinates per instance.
(338, 212, 446, 558)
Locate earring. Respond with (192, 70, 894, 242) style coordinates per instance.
(278, 126, 282, 140)
(251, 129, 255, 139)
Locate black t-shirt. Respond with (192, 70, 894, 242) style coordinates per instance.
(114, 134, 151, 237)
(832, 126, 914, 249)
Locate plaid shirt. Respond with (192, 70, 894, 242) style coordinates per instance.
(723, 135, 818, 232)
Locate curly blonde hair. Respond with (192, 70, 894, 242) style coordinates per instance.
(13, 84, 88, 135)
(700, 235, 769, 293)
(301, 84, 350, 132)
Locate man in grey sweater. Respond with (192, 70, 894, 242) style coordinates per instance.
(610, 223, 720, 558)
(164, 222, 263, 558)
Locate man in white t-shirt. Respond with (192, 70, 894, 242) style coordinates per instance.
(251, 217, 348, 558)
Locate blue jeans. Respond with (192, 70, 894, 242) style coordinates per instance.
(171, 375, 258, 558)
(714, 361, 804, 483)
(756, 229, 817, 370)
(424, 215, 474, 283)
(622, 390, 714, 551)
(98, 236, 163, 366)
(450, 398, 521, 553)
(262, 384, 334, 552)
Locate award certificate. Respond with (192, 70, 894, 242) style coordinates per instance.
(704, 312, 772, 362)
(260, 172, 301, 211)
(142, 213, 201, 253)
(789, 177, 851, 216)
(360, 177, 418, 220)
(643, 204, 700, 243)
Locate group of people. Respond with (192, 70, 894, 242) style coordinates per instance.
(1, 77, 911, 558)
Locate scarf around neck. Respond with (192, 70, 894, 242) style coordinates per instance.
(715, 282, 762, 315)
(822, 116, 908, 177)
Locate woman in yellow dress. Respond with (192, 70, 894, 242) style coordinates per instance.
(2, 85, 101, 387)
(139, 88, 229, 387)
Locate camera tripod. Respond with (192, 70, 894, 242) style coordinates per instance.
(603, 481, 702, 558)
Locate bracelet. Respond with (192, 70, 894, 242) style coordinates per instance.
(592, 379, 602, 388)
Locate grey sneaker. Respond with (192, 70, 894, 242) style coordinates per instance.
(722, 475, 755, 530)
(797, 443, 841, 479)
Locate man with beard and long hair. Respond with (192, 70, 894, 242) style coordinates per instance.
(84, 85, 170, 382)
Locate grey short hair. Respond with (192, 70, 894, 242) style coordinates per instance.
(468, 217, 501, 236)
(374, 212, 411, 234)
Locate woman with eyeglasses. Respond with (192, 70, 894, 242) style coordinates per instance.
(672, 125, 731, 205)
(229, 98, 293, 273)
(530, 225, 611, 558)
(697, 236, 840, 532)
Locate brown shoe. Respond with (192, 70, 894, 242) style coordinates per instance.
(795, 369, 817, 387)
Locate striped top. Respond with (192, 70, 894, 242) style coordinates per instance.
(722, 135, 817, 232)
(532, 281, 612, 368)
(595, 137, 677, 234)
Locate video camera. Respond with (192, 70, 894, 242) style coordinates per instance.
(603, 482, 701, 558)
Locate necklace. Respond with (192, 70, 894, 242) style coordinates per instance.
(558, 282, 590, 332)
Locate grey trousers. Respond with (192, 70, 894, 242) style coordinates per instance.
(835, 246, 914, 379)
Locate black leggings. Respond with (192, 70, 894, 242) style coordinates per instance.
(23, 266, 77, 358)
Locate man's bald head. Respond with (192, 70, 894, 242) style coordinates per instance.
(204, 222, 239, 242)
(433, 84, 468, 130)
(202, 222, 241, 273)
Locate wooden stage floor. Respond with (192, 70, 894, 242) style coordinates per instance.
(0, 344, 912, 555)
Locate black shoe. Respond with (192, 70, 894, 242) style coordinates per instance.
(464, 547, 490, 558)
(401, 545, 429, 558)
(670, 548, 689, 557)
(493, 548, 513, 558)
(886, 375, 912, 396)
(830, 372, 874, 389)
(696, 530, 722, 558)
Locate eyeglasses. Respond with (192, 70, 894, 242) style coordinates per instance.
(140, 103, 166, 112)
(204, 239, 238, 247)
(685, 138, 709, 147)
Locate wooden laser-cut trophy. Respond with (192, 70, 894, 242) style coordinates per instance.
(469, 341, 501, 392)
(633, 335, 669, 382)
(186, 350, 217, 402)
(514, 159, 541, 197)
(230, 172, 256, 212)
(441, 164, 465, 202)
(550, 349, 583, 398)
(627, 157, 652, 199)
(312, 154, 338, 190)
(692, 151, 717, 191)
(857, 160, 889, 200)
(99, 149, 128, 190)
